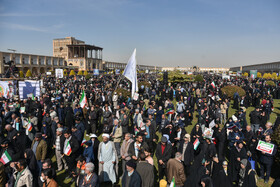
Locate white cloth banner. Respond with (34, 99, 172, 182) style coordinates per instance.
(123, 49, 138, 97)
(19, 80, 40, 100)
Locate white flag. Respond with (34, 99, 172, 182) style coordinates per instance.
(123, 49, 138, 97)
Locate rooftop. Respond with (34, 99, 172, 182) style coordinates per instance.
(67, 44, 103, 50)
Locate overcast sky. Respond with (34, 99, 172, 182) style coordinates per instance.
(0, 0, 279, 68)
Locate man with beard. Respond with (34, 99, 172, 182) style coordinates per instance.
(97, 133, 118, 184)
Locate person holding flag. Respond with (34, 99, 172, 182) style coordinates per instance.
(79, 90, 87, 109)
(62, 128, 80, 179)
(0, 139, 17, 166)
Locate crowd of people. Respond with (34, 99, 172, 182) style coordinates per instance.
(0, 73, 280, 187)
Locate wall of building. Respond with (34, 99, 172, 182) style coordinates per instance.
(0, 51, 70, 75)
(230, 61, 280, 73)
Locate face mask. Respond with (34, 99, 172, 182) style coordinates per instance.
(40, 176, 45, 182)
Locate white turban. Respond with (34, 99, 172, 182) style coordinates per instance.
(102, 133, 110, 138)
(232, 115, 238, 122)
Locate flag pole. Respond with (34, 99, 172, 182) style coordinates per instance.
(114, 75, 124, 93)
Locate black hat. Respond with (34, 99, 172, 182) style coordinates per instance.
(0, 139, 9, 145)
(126, 160, 136, 169)
(161, 136, 168, 143)
(63, 127, 72, 134)
(75, 155, 86, 162)
(35, 132, 42, 138)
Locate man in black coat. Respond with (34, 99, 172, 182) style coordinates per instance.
(122, 160, 141, 187)
(259, 135, 277, 183)
(128, 134, 148, 161)
(249, 107, 261, 133)
(178, 134, 194, 177)
(156, 136, 172, 180)
(136, 152, 154, 187)
(243, 125, 254, 148)
(62, 128, 80, 178)
(143, 119, 156, 153)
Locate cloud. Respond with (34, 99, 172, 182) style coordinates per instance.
(0, 22, 65, 33)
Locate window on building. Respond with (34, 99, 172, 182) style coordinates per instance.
(47, 58, 51, 65)
(53, 59, 58, 66)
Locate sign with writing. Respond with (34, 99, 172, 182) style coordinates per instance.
(256, 140, 274, 155)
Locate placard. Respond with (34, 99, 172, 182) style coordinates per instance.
(55, 69, 63, 78)
(203, 128, 213, 139)
(20, 107, 25, 113)
(0, 81, 14, 98)
(256, 140, 274, 155)
(250, 70, 258, 79)
(133, 93, 139, 100)
(93, 69, 99, 76)
(115, 69, 120, 75)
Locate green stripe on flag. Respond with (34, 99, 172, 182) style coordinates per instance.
(4, 150, 12, 161)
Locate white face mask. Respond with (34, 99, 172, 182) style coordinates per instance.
(40, 176, 45, 182)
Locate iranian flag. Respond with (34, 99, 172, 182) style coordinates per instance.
(81, 139, 87, 146)
(27, 119, 33, 132)
(211, 81, 216, 89)
(0, 150, 12, 165)
(166, 108, 175, 115)
(64, 141, 72, 156)
(79, 90, 87, 108)
(193, 138, 200, 150)
(170, 176, 176, 187)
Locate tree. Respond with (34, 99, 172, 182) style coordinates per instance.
(263, 73, 268, 79)
(221, 86, 246, 99)
(257, 72, 262, 78)
(243, 72, 248, 77)
(267, 73, 272, 79)
(272, 72, 277, 80)
(85, 74, 91, 79)
(194, 74, 204, 82)
(19, 71, 24, 78)
(69, 70, 76, 76)
(77, 70, 83, 75)
(26, 70, 32, 77)
(83, 70, 88, 76)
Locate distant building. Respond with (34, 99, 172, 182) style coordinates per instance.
(230, 61, 280, 73)
(162, 66, 229, 73)
(1, 37, 161, 75)
(104, 61, 161, 71)
(53, 37, 103, 71)
(0, 51, 71, 75)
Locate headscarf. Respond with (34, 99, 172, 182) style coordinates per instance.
(24, 148, 38, 175)
(239, 159, 248, 186)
